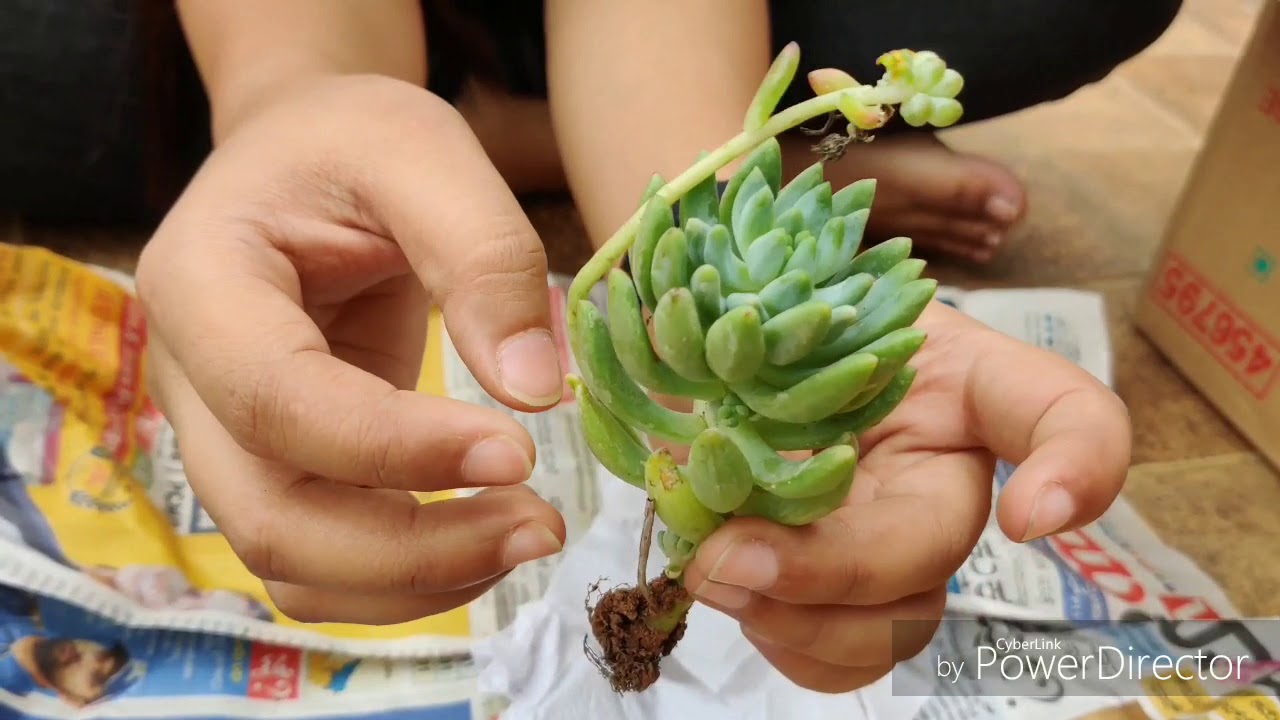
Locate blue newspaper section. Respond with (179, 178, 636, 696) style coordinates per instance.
(946, 460, 1111, 623)
(0, 584, 475, 719)
(996, 461, 1110, 623)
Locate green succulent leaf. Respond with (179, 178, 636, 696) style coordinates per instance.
(605, 269, 724, 400)
(679, 153, 720, 228)
(832, 178, 877, 218)
(629, 197, 676, 310)
(744, 41, 801, 131)
(776, 162, 826, 216)
(650, 227, 691, 302)
(745, 228, 792, 287)
(732, 182, 776, 257)
(705, 305, 767, 383)
(565, 43, 964, 584)
(719, 138, 783, 228)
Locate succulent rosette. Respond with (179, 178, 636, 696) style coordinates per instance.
(564, 44, 967, 692)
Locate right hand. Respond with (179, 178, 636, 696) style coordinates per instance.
(135, 74, 568, 625)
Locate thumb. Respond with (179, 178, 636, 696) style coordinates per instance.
(353, 93, 564, 411)
(431, 215, 563, 411)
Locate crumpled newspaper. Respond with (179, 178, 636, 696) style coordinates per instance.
(473, 468, 929, 720)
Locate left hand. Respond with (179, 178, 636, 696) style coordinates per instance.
(680, 299, 1132, 693)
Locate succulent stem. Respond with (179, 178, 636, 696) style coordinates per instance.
(644, 593, 695, 634)
(567, 84, 894, 314)
(638, 497, 656, 604)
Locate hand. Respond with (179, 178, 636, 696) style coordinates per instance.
(680, 300, 1132, 693)
(135, 74, 568, 625)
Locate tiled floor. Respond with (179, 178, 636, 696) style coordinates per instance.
(7, 0, 1279, 619)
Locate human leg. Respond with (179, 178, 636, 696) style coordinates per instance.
(424, 0, 1184, 262)
(769, 0, 1184, 260)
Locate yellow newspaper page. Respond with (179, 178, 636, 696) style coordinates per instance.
(0, 242, 586, 653)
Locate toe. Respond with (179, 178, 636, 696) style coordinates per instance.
(925, 154, 1026, 227)
(970, 161, 1027, 226)
(876, 210, 1003, 255)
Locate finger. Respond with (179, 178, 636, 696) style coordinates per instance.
(745, 631, 893, 694)
(958, 314, 1133, 542)
(695, 584, 945, 668)
(143, 287, 538, 493)
(159, 360, 566, 594)
(321, 273, 431, 391)
(684, 451, 992, 607)
(220, 476, 564, 595)
(347, 99, 563, 411)
(263, 574, 508, 626)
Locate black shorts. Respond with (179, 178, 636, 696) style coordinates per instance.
(0, 0, 1182, 226)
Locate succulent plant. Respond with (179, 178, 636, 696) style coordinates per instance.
(565, 44, 965, 693)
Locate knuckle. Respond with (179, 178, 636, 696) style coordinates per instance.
(826, 517, 872, 601)
(226, 513, 288, 583)
(356, 391, 411, 490)
(218, 362, 275, 454)
(456, 217, 548, 288)
(264, 586, 328, 624)
(219, 350, 308, 461)
(926, 506, 969, 580)
(788, 614, 832, 659)
(394, 504, 454, 594)
(895, 610, 942, 662)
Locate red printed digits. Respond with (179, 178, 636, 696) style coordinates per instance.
(1175, 277, 1201, 317)
(1248, 344, 1276, 377)
(1159, 594, 1223, 622)
(247, 645, 301, 701)
(1151, 253, 1280, 398)
(1260, 84, 1280, 124)
(1157, 263, 1184, 302)
(1048, 530, 1147, 604)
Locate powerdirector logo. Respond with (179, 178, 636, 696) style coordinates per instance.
(890, 614, 1280, 700)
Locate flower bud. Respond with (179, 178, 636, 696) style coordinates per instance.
(899, 93, 933, 127)
(808, 68, 858, 96)
(910, 51, 946, 90)
(875, 49, 915, 83)
(929, 69, 964, 99)
(838, 94, 890, 130)
(928, 97, 963, 127)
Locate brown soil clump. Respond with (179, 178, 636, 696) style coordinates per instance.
(585, 575, 693, 693)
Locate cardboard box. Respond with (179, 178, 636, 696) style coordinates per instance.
(1135, 0, 1280, 469)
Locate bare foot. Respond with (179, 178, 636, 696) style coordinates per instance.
(456, 79, 1026, 265)
(785, 132, 1027, 264)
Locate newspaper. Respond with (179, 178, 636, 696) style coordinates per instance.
(0, 241, 1274, 719)
(0, 244, 605, 658)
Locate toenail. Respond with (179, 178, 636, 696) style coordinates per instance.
(986, 196, 1020, 222)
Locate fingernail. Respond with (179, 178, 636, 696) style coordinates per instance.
(708, 539, 777, 590)
(985, 196, 1020, 223)
(692, 581, 752, 609)
(984, 232, 1003, 248)
(503, 522, 562, 567)
(462, 436, 532, 486)
(497, 329, 563, 407)
(1022, 482, 1075, 542)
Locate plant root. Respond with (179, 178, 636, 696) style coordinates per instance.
(583, 575, 694, 693)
